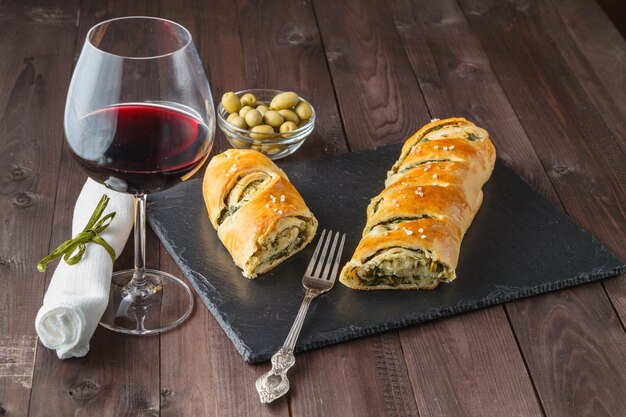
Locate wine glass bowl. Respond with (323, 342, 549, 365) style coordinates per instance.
(64, 17, 214, 334)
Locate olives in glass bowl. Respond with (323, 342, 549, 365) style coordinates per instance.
(217, 89, 315, 160)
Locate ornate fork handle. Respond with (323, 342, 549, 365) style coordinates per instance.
(256, 290, 317, 403)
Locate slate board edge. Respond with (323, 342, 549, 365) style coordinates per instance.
(148, 215, 256, 362)
(148, 206, 625, 363)
(246, 264, 625, 363)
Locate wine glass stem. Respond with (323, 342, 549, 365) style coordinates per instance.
(131, 194, 148, 288)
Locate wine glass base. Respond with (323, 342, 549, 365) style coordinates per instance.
(99, 269, 194, 335)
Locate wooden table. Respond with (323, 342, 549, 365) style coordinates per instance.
(1, 0, 625, 416)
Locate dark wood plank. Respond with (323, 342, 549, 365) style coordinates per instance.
(313, 0, 430, 150)
(192, 0, 246, 154)
(291, 333, 419, 417)
(388, 0, 560, 201)
(159, 251, 289, 417)
(235, 0, 348, 158)
(507, 283, 626, 417)
(27, 1, 162, 416)
(403, 307, 543, 417)
(315, 0, 543, 415)
(0, 1, 78, 415)
(595, 0, 626, 38)
(536, 0, 626, 153)
(453, 0, 626, 415)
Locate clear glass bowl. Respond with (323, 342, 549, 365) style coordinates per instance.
(217, 89, 315, 160)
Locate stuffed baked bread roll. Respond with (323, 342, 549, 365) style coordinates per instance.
(203, 149, 318, 278)
(340, 117, 496, 290)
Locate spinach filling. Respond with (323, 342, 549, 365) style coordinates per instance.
(373, 216, 433, 231)
(361, 272, 415, 287)
(264, 227, 307, 263)
(217, 178, 265, 225)
(466, 132, 480, 141)
(359, 259, 444, 288)
(399, 159, 450, 174)
(418, 123, 459, 143)
(217, 205, 239, 225)
(370, 198, 382, 215)
(357, 246, 445, 287)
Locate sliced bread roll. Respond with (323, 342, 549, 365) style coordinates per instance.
(340, 117, 496, 290)
(203, 149, 318, 278)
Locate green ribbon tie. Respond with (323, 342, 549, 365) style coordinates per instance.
(37, 194, 117, 272)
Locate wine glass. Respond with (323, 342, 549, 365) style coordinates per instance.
(64, 17, 215, 334)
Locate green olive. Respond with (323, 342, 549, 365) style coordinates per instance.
(270, 92, 299, 110)
(226, 112, 240, 123)
(279, 121, 298, 136)
(295, 100, 313, 121)
(256, 105, 269, 116)
(262, 145, 282, 156)
(250, 124, 275, 140)
(221, 92, 242, 114)
(239, 105, 253, 118)
(263, 110, 284, 128)
(278, 109, 300, 125)
(245, 109, 263, 127)
(229, 116, 248, 130)
(231, 138, 251, 149)
(240, 93, 257, 107)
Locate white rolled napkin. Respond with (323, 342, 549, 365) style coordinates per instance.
(35, 178, 134, 359)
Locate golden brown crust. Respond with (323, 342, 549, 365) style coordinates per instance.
(340, 117, 496, 290)
(203, 149, 318, 278)
(340, 219, 461, 290)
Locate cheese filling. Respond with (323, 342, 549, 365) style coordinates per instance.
(250, 217, 315, 273)
(356, 248, 450, 288)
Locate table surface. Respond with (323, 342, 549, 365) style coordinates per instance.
(1, 0, 625, 416)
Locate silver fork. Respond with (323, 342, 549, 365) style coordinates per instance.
(255, 229, 346, 403)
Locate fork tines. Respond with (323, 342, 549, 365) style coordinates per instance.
(305, 230, 346, 281)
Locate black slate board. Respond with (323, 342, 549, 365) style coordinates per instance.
(147, 145, 625, 363)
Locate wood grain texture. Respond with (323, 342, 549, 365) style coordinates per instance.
(388, 0, 560, 201)
(455, 0, 626, 415)
(159, 251, 289, 417)
(290, 333, 419, 417)
(402, 307, 544, 417)
(313, 0, 430, 150)
(0, 1, 78, 415)
(535, 0, 626, 154)
(236, 0, 348, 158)
(194, 0, 247, 154)
(506, 284, 626, 417)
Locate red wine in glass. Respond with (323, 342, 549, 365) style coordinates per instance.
(68, 102, 211, 194)
(65, 17, 215, 334)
